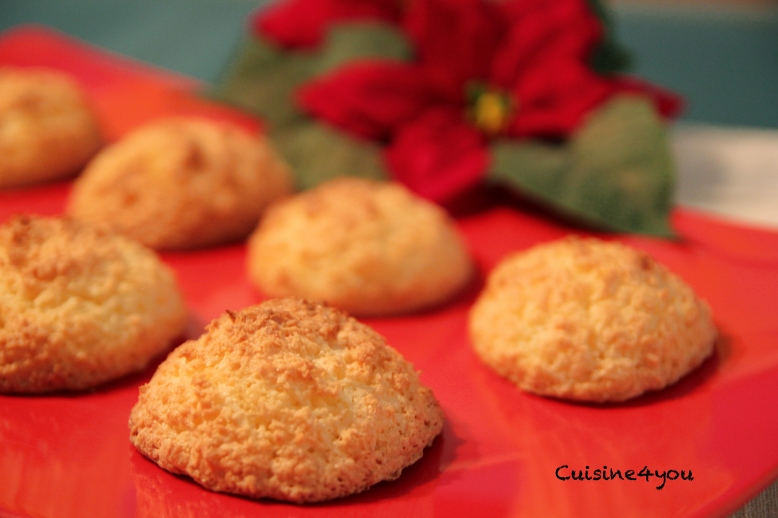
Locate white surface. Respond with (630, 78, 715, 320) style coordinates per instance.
(673, 124, 778, 229)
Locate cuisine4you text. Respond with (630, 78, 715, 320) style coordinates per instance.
(555, 465, 694, 490)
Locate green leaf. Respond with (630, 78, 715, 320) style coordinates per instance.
(209, 23, 411, 131)
(314, 22, 413, 76)
(209, 24, 410, 190)
(209, 34, 317, 130)
(271, 121, 387, 191)
(488, 96, 676, 237)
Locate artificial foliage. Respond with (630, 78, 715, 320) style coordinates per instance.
(212, 0, 683, 235)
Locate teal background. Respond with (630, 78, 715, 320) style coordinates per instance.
(1, 0, 777, 128)
(613, 5, 778, 128)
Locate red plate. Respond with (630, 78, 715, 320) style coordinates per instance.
(2, 26, 778, 518)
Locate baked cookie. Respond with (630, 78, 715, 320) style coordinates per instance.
(67, 117, 293, 250)
(129, 297, 444, 503)
(0, 215, 188, 393)
(0, 67, 102, 188)
(469, 237, 717, 402)
(247, 178, 472, 316)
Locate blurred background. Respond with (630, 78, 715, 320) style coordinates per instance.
(2, 0, 777, 128)
(611, 0, 778, 128)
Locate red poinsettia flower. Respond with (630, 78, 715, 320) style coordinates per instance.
(297, 0, 682, 201)
(252, 0, 402, 48)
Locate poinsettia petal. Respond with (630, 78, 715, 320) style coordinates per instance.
(254, 0, 401, 48)
(253, 0, 334, 48)
(385, 107, 489, 202)
(491, 0, 602, 88)
(508, 59, 613, 137)
(405, 0, 503, 102)
(297, 61, 436, 140)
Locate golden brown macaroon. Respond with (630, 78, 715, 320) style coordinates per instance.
(129, 297, 444, 503)
(469, 236, 717, 403)
(0, 215, 188, 393)
(246, 178, 473, 316)
(0, 67, 102, 188)
(67, 117, 293, 250)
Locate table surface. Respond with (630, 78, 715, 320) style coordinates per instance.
(1, 1, 777, 516)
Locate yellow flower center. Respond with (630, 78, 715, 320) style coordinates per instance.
(468, 84, 514, 136)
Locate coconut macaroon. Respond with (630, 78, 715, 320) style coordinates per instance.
(129, 297, 444, 503)
(67, 117, 293, 250)
(469, 237, 717, 403)
(246, 178, 472, 316)
(0, 215, 188, 393)
(0, 67, 102, 188)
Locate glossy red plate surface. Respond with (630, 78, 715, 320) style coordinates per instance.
(2, 26, 778, 518)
